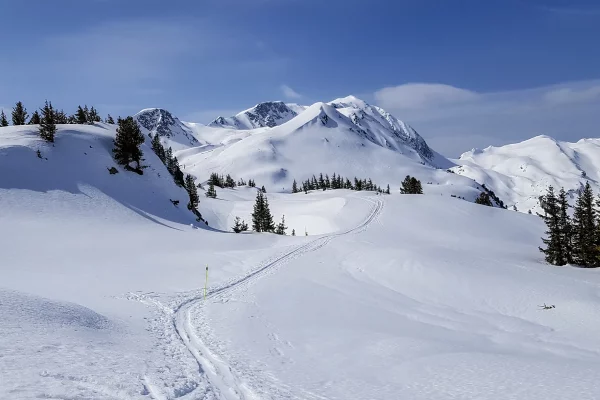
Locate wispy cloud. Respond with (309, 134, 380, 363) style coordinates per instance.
(374, 80, 600, 157)
(280, 84, 302, 100)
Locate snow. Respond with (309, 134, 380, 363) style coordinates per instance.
(452, 135, 600, 213)
(2, 120, 600, 399)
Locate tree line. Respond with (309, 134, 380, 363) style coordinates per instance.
(539, 183, 600, 267)
(2, 101, 114, 128)
(292, 173, 390, 194)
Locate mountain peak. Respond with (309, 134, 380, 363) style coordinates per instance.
(135, 108, 200, 150)
(209, 101, 307, 130)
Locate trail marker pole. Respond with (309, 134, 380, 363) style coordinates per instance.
(204, 265, 209, 300)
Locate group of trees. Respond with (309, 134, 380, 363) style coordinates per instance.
(232, 191, 287, 235)
(207, 172, 237, 188)
(539, 183, 600, 267)
(2, 101, 114, 128)
(400, 175, 423, 194)
(148, 130, 203, 220)
(292, 173, 389, 194)
(475, 192, 493, 206)
(150, 132, 185, 186)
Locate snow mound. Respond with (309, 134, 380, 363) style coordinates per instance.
(1, 289, 111, 330)
(135, 108, 200, 150)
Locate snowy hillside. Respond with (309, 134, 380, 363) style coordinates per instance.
(208, 101, 307, 130)
(452, 135, 600, 214)
(0, 124, 201, 226)
(4, 143, 600, 400)
(135, 108, 200, 151)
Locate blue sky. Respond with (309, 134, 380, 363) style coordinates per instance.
(2, 0, 600, 156)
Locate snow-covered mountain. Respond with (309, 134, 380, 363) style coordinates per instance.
(452, 135, 600, 214)
(208, 101, 307, 130)
(182, 100, 490, 204)
(135, 108, 200, 150)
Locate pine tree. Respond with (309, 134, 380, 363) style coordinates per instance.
(113, 116, 145, 170)
(150, 133, 166, 164)
(539, 186, 565, 265)
(83, 105, 90, 122)
(11, 101, 28, 125)
(88, 106, 101, 123)
(205, 182, 217, 198)
(474, 192, 492, 206)
(386, 184, 390, 195)
(275, 215, 287, 235)
(28, 110, 41, 125)
(0, 110, 8, 127)
(291, 229, 296, 236)
(292, 179, 298, 193)
(571, 182, 597, 267)
(185, 174, 200, 210)
(558, 187, 573, 264)
(225, 174, 236, 188)
(54, 109, 68, 124)
(39, 100, 56, 143)
(106, 114, 115, 124)
(261, 185, 267, 193)
(252, 191, 265, 232)
(76, 106, 87, 124)
(165, 147, 174, 172)
(325, 174, 331, 189)
(400, 176, 412, 194)
(232, 216, 249, 233)
(261, 195, 275, 232)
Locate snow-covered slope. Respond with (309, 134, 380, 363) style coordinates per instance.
(181, 100, 487, 203)
(0, 124, 201, 226)
(135, 108, 200, 150)
(208, 101, 307, 130)
(452, 135, 600, 214)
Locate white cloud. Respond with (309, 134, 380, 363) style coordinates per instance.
(374, 83, 479, 110)
(373, 80, 600, 157)
(280, 84, 302, 100)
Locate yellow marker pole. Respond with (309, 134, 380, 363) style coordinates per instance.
(204, 265, 209, 300)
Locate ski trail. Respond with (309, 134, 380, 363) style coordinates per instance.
(172, 195, 384, 399)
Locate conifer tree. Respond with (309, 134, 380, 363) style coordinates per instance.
(205, 182, 217, 198)
(54, 109, 68, 124)
(12, 101, 28, 125)
(558, 187, 573, 264)
(232, 216, 248, 233)
(275, 215, 287, 235)
(106, 114, 115, 124)
(39, 100, 56, 143)
(325, 174, 331, 189)
(292, 179, 298, 193)
(261, 195, 275, 232)
(539, 186, 565, 265)
(88, 106, 101, 123)
(225, 174, 236, 188)
(261, 185, 267, 193)
(291, 229, 296, 236)
(572, 182, 597, 267)
(252, 191, 265, 232)
(83, 105, 90, 122)
(386, 184, 390, 195)
(475, 192, 493, 206)
(185, 174, 200, 210)
(113, 116, 145, 170)
(0, 110, 8, 127)
(76, 106, 87, 124)
(28, 110, 41, 125)
(150, 133, 166, 163)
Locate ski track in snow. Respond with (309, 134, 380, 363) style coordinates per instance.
(128, 195, 383, 400)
